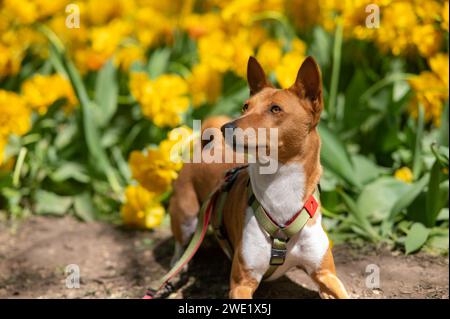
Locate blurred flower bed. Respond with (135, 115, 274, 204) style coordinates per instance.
(0, 0, 448, 254)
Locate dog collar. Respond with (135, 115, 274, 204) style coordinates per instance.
(247, 183, 320, 278)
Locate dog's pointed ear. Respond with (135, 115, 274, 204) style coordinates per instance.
(290, 56, 323, 127)
(247, 56, 271, 96)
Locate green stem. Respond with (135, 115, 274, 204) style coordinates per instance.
(412, 105, 425, 179)
(328, 22, 343, 121)
(13, 147, 27, 188)
(359, 73, 415, 102)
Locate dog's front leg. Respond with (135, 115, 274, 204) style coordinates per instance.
(310, 245, 349, 299)
(229, 246, 261, 299)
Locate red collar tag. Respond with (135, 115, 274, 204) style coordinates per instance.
(304, 194, 318, 217)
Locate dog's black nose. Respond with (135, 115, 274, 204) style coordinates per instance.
(221, 122, 236, 136)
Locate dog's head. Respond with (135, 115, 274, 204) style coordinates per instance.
(221, 56, 323, 162)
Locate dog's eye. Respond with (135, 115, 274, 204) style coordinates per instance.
(242, 104, 249, 112)
(270, 105, 282, 114)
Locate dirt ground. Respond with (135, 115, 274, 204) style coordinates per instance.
(0, 215, 448, 299)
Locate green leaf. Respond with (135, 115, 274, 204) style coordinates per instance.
(405, 222, 430, 254)
(343, 70, 369, 130)
(412, 105, 425, 178)
(357, 177, 411, 222)
(318, 124, 361, 188)
(436, 208, 449, 221)
(35, 190, 72, 215)
(352, 154, 383, 185)
(308, 26, 331, 68)
(425, 159, 445, 227)
(148, 48, 171, 79)
(39, 25, 122, 194)
(424, 229, 449, 254)
(95, 60, 118, 126)
(339, 190, 379, 241)
(54, 124, 78, 150)
(388, 173, 430, 221)
(74, 193, 95, 222)
(208, 86, 248, 116)
(50, 162, 90, 183)
(438, 102, 449, 147)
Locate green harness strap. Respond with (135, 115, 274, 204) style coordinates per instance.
(247, 184, 320, 279)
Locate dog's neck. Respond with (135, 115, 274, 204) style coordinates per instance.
(248, 139, 321, 225)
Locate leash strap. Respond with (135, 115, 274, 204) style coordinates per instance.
(144, 165, 247, 299)
(143, 192, 216, 299)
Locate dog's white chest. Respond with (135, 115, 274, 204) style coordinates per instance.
(241, 207, 329, 281)
(242, 162, 329, 281)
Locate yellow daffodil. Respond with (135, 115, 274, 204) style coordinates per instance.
(188, 63, 222, 107)
(394, 167, 414, 183)
(128, 126, 192, 194)
(0, 138, 6, 167)
(114, 45, 145, 71)
(0, 90, 31, 141)
(409, 71, 448, 127)
(411, 24, 442, 58)
(442, 1, 449, 31)
(21, 74, 77, 114)
(130, 72, 190, 127)
(275, 38, 307, 89)
(429, 53, 449, 88)
(256, 40, 283, 74)
(121, 184, 165, 229)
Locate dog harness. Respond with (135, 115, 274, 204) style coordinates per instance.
(212, 166, 319, 279)
(144, 166, 319, 298)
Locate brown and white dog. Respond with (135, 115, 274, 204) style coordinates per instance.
(169, 56, 349, 299)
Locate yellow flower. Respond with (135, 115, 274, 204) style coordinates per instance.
(181, 12, 223, 39)
(256, 40, 283, 74)
(2, 0, 38, 24)
(414, 0, 443, 24)
(86, 0, 135, 25)
(128, 126, 192, 194)
(130, 72, 190, 127)
(198, 31, 234, 73)
(0, 44, 23, 78)
(121, 185, 165, 229)
(411, 24, 442, 58)
(0, 90, 31, 141)
(129, 148, 178, 194)
(275, 38, 307, 89)
(21, 74, 77, 114)
(0, 139, 6, 167)
(229, 30, 254, 78)
(188, 63, 222, 108)
(408, 71, 448, 127)
(286, 0, 321, 31)
(376, 1, 418, 56)
(442, 1, 449, 31)
(134, 7, 175, 49)
(221, 0, 259, 30)
(394, 167, 413, 183)
(429, 53, 449, 88)
(114, 45, 145, 71)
